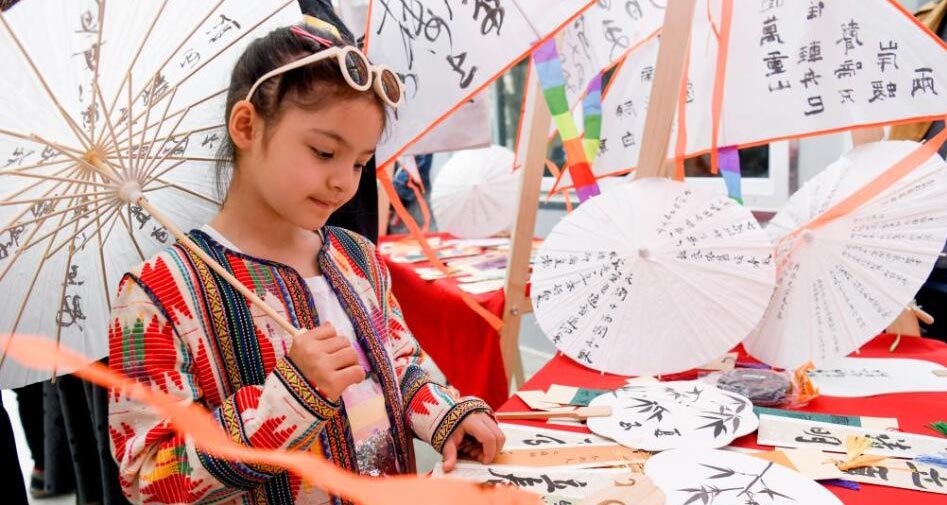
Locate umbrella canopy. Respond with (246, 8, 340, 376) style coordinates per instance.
(530, 178, 776, 376)
(430, 145, 520, 239)
(743, 140, 947, 369)
(0, 0, 301, 388)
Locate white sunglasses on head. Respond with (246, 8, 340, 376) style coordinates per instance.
(244, 26, 404, 107)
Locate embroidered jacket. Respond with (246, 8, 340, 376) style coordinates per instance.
(108, 227, 489, 504)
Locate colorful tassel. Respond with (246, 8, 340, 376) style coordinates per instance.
(534, 39, 600, 202)
(718, 146, 743, 204)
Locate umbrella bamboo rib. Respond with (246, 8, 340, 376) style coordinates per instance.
(15, 197, 117, 260)
(50, 172, 98, 378)
(1, 163, 81, 203)
(29, 134, 119, 184)
(152, 177, 221, 206)
(1, 171, 113, 188)
(116, 209, 146, 262)
(87, 0, 106, 142)
(45, 200, 121, 260)
(0, 128, 86, 156)
(153, 0, 297, 106)
(70, 203, 122, 256)
(1, 190, 114, 207)
(98, 201, 124, 247)
(0, 167, 83, 260)
(143, 155, 229, 164)
(135, 79, 181, 179)
(93, 209, 112, 313)
(102, 0, 225, 137)
(138, 96, 200, 182)
(95, 0, 171, 145)
(102, 92, 227, 156)
(92, 81, 130, 175)
(145, 159, 186, 183)
(133, 77, 165, 179)
(0, 14, 93, 151)
(0, 158, 75, 175)
(136, 85, 180, 180)
(0, 178, 88, 371)
(49, 203, 122, 257)
(120, 0, 293, 145)
(47, 217, 83, 382)
(3, 193, 112, 233)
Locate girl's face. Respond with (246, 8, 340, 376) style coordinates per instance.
(234, 96, 384, 231)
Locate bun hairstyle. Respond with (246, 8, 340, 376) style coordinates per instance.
(215, 23, 386, 198)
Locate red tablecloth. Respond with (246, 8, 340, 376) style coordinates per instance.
(382, 234, 509, 408)
(498, 334, 947, 503)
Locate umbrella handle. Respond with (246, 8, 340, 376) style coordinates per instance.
(136, 196, 304, 338)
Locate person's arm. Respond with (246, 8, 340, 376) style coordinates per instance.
(370, 245, 492, 449)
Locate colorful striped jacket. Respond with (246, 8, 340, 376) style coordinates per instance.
(108, 227, 489, 504)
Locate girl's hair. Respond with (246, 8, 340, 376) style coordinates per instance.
(215, 23, 386, 200)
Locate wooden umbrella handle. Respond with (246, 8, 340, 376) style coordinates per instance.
(137, 196, 304, 337)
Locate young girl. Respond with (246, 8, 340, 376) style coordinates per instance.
(108, 23, 504, 505)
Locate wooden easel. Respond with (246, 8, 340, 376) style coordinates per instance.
(499, 59, 552, 391)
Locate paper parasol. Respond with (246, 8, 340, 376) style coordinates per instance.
(744, 140, 947, 369)
(0, 0, 301, 388)
(430, 145, 520, 239)
(530, 178, 776, 376)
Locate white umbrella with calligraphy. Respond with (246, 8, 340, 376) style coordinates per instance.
(430, 144, 520, 239)
(530, 178, 776, 376)
(0, 0, 301, 388)
(743, 140, 947, 369)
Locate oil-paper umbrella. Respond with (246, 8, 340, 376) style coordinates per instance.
(0, 0, 302, 388)
(530, 178, 776, 376)
(743, 139, 947, 369)
(430, 144, 520, 239)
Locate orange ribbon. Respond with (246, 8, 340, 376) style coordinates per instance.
(709, 0, 734, 176)
(1, 334, 539, 505)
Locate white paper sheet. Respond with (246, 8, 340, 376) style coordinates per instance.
(809, 357, 947, 397)
(757, 414, 947, 459)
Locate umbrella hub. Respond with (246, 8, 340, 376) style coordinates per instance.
(118, 180, 143, 204)
(80, 146, 120, 182)
(81, 146, 106, 169)
(638, 247, 651, 260)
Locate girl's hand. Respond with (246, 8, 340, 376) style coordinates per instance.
(441, 412, 506, 472)
(287, 323, 365, 402)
